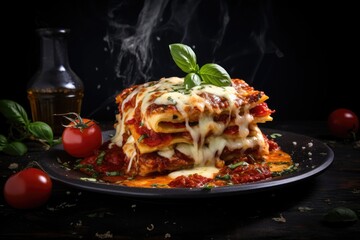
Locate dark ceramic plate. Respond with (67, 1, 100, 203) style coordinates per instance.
(36, 129, 334, 199)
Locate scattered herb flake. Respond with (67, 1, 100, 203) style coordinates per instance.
(105, 171, 122, 176)
(167, 96, 177, 104)
(216, 174, 231, 180)
(151, 183, 168, 188)
(96, 151, 106, 165)
(272, 213, 286, 223)
(298, 206, 313, 212)
(138, 134, 148, 143)
(270, 133, 282, 139)
(80, 177, 98, 182)
(95, 231, 113, 239)
(8, 163, 18, 170)
(146, 224, 155, 231)
(228, 161, 249, 169)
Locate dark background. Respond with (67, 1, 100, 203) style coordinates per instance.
(1, 0, 359, 128)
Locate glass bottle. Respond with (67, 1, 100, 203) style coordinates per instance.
(27, 28, 84, 136)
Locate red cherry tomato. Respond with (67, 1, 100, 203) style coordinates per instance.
(62, 114, 102, 158)
(328, 108, 359, 138)
(3, 168, 52, 209)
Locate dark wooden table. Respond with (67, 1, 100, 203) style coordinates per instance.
(1, 121, 359, 239)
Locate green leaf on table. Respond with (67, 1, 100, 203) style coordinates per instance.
(2, 141, 27, 156)
(0, 134, 8, 151)
(0, 99, 30, 125)
(28, 121, 54, 144)
(323, 207, 358, 225)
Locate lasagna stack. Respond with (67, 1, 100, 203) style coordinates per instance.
(111, 77, 274, 177)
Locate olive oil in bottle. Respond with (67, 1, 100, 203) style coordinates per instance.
(27, 89, 84, 136)
(27, 28, 84, 136)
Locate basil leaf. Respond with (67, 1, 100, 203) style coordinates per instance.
(169, 43, 199, 73)
(3, 141, 27, 156)
(0, 99, 30, 125)
(323, 207, 358, 224)
(0, 134, 8, 151)
(28, 121, 54, 144)
(184, 73, 202, 90)
(199, 63, 231, 86)
(168, 43, 232, 90)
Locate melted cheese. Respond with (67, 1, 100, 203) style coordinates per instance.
(122, 135, 137, 172)
(112, 86, 141, 147)
(111, 77, 272, 174)
(176, 135, 227, 166)
(157, 148, 175, 159)
(168, 166, 219, 179)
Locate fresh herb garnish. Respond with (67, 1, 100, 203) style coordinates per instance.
(151, 183, 168, 188)
(216, 174, 231, 180)
(105, 171, 122, 176)
(96, 151, 106, 165)
(80, 177, 98, 182)
(228, 161, 249, 169)
(270, 133, 282, 139)
(169, 43, 231, 90)
(184, 72, 202, 89)
(167, 96, 177, 105)
(138, 134, 148, 143)
(73, 163, 94, 170)
(271, 163, 299, 177)
(0, 99, 60, 156)
(201, 184, 214, 190)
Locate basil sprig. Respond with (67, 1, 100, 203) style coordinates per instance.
(323, 207, 358, 225)
(0, 99, 60, 156)
(169, 43, 231, 90)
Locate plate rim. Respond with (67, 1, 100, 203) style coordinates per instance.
(36, 128, 334, 199)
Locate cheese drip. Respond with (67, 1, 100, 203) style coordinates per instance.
(112, 77, 269, 173)
(149, 77, 251, 166)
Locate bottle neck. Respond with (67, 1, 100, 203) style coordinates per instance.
(38, 28, 71, 70)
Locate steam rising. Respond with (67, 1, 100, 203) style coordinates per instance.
(105, 0, 234, 88)
(93, 0, 282, 117)
(105, 0, 169, 86)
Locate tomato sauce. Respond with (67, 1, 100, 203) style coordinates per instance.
(250, 102, 275, 117)
(76, 147, 293, 189)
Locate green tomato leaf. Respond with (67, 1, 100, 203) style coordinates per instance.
(184, 73, 202, 90)
(28, 121, 54, 144)
(2, 141, 28, 156)
(169, 43, 198, 73)
(0, 134, 8, 151)
(0, 99, 30, 126)
(199, 63, 231, 87)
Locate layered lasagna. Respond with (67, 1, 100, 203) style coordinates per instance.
(111, 77, 275, 176)
(75, 76, 294, 187)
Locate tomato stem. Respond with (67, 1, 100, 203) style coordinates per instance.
(54, 112, 95, 130)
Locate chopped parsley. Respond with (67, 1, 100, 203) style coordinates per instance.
(138, 134, 148, 143)
(228, 161, 249, 169)
(96, 151, 106, 165)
